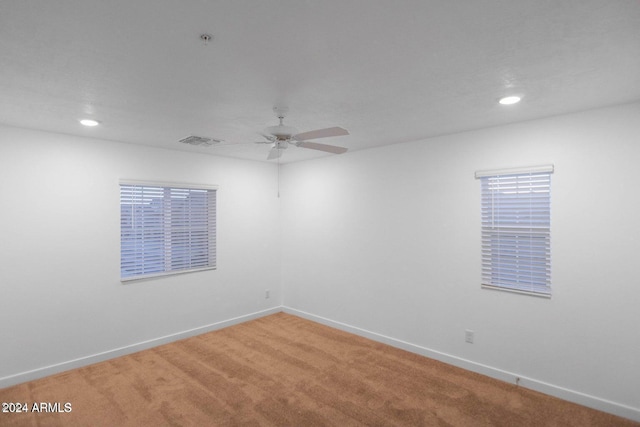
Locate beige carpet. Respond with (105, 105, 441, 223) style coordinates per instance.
(0, 312, 636, 426)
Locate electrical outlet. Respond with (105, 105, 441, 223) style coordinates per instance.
(465, 329, 474, 344)
(265, 289, 270, 299)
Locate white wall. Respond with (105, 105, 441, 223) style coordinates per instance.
(281, 102, 640, 420)
(2, 103, 639, 420)
(0, 125, 282, 384)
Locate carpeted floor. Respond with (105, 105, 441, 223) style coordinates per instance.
(0, 312, 637, 426)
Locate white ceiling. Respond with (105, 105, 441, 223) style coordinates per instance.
(1, 1, 639, 163)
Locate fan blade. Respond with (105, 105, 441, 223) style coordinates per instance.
(267, 146, 283, 160)
(297, 141, 348, 154)
(260, 133, 276, 142)
(293, 127, 349, 142)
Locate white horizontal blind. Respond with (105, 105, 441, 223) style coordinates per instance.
(120, 183, 216, 281)
(478, 168, 551, 296)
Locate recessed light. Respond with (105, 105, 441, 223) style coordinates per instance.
(498, 96, 521, 105)
(80, 119, 100, 127)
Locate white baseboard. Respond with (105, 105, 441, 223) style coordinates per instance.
(282, 306, 640, 423)
(0, 307, 281, 389)
(3, 305, 638, 422)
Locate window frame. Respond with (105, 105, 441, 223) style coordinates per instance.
(475, 165, 553, 298)
(119, 180, 218, 282)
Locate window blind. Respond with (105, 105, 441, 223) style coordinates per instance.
(477, 166, 552, 297)
(120, 183, 217, 281)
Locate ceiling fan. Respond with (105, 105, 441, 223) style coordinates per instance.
(256, 107, 349, 160)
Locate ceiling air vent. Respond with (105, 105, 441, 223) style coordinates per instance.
(178, 135, 223, 147)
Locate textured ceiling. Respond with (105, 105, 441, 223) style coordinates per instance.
(1, 1, 639, 163)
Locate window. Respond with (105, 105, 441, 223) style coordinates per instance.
(120, 182, 217, 281)
(475, 165, 552, 297)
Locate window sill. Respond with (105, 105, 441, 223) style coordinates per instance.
(481, 284, 551, 299)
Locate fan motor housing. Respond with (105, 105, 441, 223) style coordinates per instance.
(266, 124, 298, 140)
